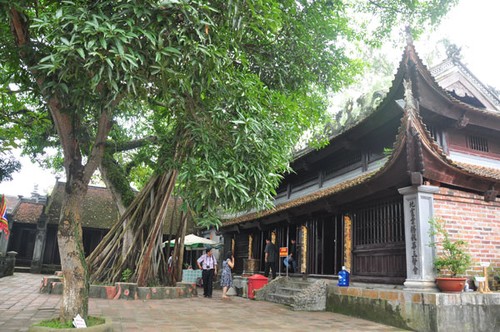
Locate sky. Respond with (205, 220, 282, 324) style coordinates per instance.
(1, 0, 499, 198)
(416, 0, 500, 89)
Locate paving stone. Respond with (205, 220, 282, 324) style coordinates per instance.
(0, 273, 407, 331)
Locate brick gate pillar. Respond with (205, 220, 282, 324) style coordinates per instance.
(30, 215, 47, 274)
(398, 185, 439, 291)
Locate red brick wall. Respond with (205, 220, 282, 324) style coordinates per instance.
(433, 187, 500, 276)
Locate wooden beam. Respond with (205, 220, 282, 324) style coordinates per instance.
(455, 112, 470, 129)
(484, 187, 498, 202)
(223, 225, 240, 233)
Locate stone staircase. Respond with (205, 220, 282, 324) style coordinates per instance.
(255, 276, 327, 311)
(13, 265, 31, 273)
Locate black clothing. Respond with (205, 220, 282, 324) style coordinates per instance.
(265, 242, 278, 262)
(202, 269, 215, 297)
(289, 242, 297, 273)
(264, 241, 278, 279)
(264, 260, 277, 279)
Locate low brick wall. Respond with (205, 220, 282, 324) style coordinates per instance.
(40, 276, 197, 300)
(327, 283, 500, 332)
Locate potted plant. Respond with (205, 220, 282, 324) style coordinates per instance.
(428, 217, 472, 292)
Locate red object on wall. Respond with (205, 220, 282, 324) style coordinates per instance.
(247, 274, 268, 299)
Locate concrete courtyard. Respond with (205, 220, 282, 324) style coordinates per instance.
(0, 273, 407, 331)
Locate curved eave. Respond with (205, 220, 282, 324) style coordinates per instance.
(222, 51, 423, 228)
(222, 115, 410, 227)
(411, 105, 500, 195)
(293, 48, 410, 163)
(408, 45, 500, 121)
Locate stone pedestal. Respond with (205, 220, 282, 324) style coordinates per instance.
(233, 276, 248, 298)
(31, 216, 48, 274)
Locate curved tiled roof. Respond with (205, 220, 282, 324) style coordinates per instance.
(11, 201, 44, 224)
(430, 57, 500, 109)
(46, 182, 119, 229)
(45, 181, 194, 233)
(225, 106, 413, 226)
(223, 42, 500, 228)
(452, 162, 500, 180)
(223, 171, 378, 226)
(408, 44, 500, 120)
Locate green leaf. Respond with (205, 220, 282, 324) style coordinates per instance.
(162, 47, 181, 55)
(76, 48, 85, 59)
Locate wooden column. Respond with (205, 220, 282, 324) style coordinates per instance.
(343, 215, 352, 273)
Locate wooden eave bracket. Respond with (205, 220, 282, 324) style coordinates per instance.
(484, 185, 498, 202)
(322, 200, 338, 214)
(285, 212, 297, 224)
(224, 224, 240, 233)
(411, 172, 423, 185)
(455, 112, 470, 129)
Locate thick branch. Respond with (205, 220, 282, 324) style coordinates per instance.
(105, 136, 158, 152)
(83, 108, 113, 184)
(9, 8, 29, 47)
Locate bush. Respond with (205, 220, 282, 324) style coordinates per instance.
(428, 217, 472, 277)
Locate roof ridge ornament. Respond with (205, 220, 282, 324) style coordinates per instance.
(403, 79, 417, 112)
(445, 43, 462, 61)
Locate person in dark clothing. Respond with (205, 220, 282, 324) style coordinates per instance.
(264, 238, 278, 279)
(289, 239, 297, 273)
(197, 247, 217, 298)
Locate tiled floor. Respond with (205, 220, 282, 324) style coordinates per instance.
(0, 273, 407, 331)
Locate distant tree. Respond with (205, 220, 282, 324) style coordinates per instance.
(0, 152, 21, 182)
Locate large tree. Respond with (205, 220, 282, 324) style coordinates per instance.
(0, 0, 457, 323)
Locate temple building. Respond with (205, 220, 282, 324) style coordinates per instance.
(3, 181, 118, 273)
(2, 180, 194, 274)
(220, 42, 500, 330)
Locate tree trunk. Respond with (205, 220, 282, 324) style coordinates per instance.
(57, 181, 89, 321)
(99, 152, 135, 259)
(8, 5, 113, 323)
(87, 171, 186, 286)
(136, 170, 178, 286)
(171, 212, 188, 285)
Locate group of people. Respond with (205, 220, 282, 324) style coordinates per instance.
(191, 237, 297, 299)
(196, 247, 234, 299)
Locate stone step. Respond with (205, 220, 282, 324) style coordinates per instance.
(283, 281, 312, 289)
(14, 266, 31, 273)
(275, 286, 304, 296)
(267, 292, 295, 305)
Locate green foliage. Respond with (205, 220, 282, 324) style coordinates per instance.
(0, 152, 21, 182)
(428, 217, 472, 277)
(350, 0, 460, 46)
(0, 0, 458, 319)
(383, 147, 394, 156)
(34, 316, 105, 328)
(0, 0, 458, 227)
(121, 268, 133, 282)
